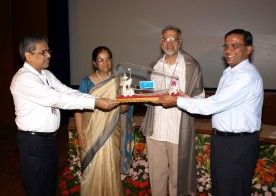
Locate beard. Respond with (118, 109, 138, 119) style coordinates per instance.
(164, 50, 177, 56)
(161, 46, 178, 56)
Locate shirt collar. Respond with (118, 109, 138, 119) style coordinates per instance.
(224, 59, 249, 74)
(23, 62, 47, 76)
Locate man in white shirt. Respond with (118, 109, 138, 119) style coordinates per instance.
(142, 25, 204, 196)
(156, 29, 263, 196)
(10, 34, 118, 196)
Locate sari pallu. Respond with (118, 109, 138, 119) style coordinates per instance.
(80, 77, 133, 196)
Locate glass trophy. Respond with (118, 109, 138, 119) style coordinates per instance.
(114, 62, 179, 102)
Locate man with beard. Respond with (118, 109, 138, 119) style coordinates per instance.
(141, 25, 205, 196)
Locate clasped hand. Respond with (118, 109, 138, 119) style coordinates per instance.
(154, 91, 190, 108)
(95, 98, 119, 110)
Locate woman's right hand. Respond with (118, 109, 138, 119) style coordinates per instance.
(78, 134, 87, 151)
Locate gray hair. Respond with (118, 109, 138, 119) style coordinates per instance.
(19, 34, 48, 61)
(161, 25, 182, 39)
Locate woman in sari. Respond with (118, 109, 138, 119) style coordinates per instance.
(74, 46, 133, 196)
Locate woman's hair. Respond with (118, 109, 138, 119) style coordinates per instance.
(92, 46, 112, 62)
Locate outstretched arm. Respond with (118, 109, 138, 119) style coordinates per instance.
(95, 98, 119, 110)
(155, 95, 178, 108)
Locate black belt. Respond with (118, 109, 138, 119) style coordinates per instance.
(18, 130, 57, 137)
(213, 128, 258, 137)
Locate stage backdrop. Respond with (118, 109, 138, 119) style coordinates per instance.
(68, 0, 276, 90)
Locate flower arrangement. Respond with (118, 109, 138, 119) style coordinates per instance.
(121, 129, 152, 196)
(195, 133, 276, 196)
(121, 154, 151, 196)
(58, 128, 276, 196)
(251, 142, 276, 195)
(195, 132, 212, 195)
(57, 129, 81, 196)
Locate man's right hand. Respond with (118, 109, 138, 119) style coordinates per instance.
(154, 95, 178, 108)
(95, 98, 119, 110)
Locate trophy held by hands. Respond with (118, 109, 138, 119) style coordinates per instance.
(115, 62, 179, 103)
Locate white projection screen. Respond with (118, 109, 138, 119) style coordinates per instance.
(68, 0, 276, 90)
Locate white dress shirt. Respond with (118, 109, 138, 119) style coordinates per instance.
(177, 59, 263, 133)
(10, 62, 95, 132)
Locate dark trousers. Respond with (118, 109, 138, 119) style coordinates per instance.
(17, 131, 58, 196)
(210, 133, 259, 196)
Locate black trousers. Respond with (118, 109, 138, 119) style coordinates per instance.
(210, 133, 259, 196)
(17, 131, 58, 196)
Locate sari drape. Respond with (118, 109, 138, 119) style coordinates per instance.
(80, 77, 133, 196)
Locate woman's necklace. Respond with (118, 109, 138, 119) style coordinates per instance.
(96, 70, 111, 79)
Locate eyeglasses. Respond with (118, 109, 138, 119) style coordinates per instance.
(161, 37, 180, 44)
(96, 57, 111, 63)
(31, 49, 52, 56)
(222, 43, 246, 50)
